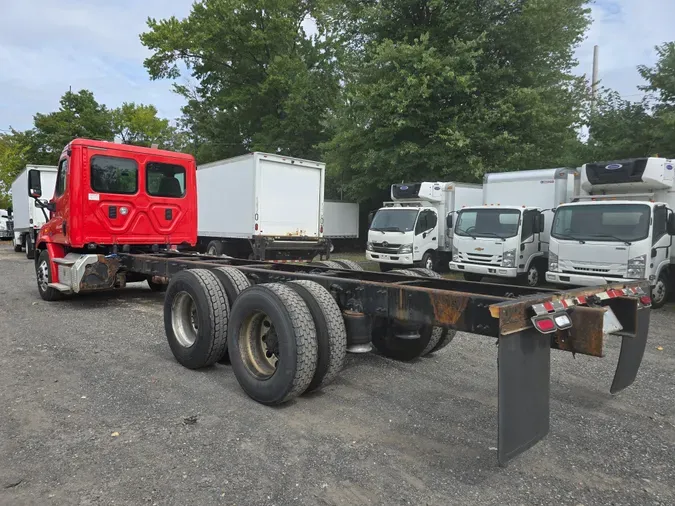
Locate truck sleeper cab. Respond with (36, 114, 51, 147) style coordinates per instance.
(29, 139, 197, 300)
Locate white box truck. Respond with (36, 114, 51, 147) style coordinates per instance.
(0, 209, 12, 240)
(323, 201, 359, 239)
(197, 152, 330, 261)
(449, 168, 579, 286)
(546, 157, 675, 308)
(366, 182, 482, 272)
(10, 165, 58, 258)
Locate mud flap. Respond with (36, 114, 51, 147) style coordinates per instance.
(610, 307, 650, 394)
(498, 327, 550, 466)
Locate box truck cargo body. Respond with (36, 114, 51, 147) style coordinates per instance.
(323, 201, 359, 239)
(449, 168, 579, 286)
(197, 153, 330, 261)
(366, 182, 483, 271)
(11, 165, 57, 258)
(546, 157, 675, 308)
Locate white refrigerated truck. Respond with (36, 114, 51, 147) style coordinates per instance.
(366, 182, 482, 272)
(546, 157, 675, 308)
(10, 165, 58, 258)
(197, 152, 330, 261)
(449, 168, 579, 286)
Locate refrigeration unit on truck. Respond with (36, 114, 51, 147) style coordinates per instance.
(546, 157, 675, 308)
(366, 182, 483, 272)
(449, 168, 580, 286)
(197, 153, 330, 261)
(10, 165, 57, 258)
(0, 209, 13, 239)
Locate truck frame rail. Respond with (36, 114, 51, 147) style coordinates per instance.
(114, 251, 651, 466)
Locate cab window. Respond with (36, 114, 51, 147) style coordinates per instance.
(91, 156, 138, 194)
(146, 162, 186, 198)
(55, 159, 68, 197)
(653, 206, 668, 244)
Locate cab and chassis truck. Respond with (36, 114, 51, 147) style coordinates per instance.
(27, 139, 652, 466)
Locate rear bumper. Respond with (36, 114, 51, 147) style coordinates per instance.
(366, 251, 414, 265)
(449, 262, 518, 278)
(545, 271, 641, 286)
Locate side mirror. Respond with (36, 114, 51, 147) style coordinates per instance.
(668, 213, 675, 236)
(368, 211, 375, 226)
(446, 214, 453, 229)
(28, 169, 42, 198)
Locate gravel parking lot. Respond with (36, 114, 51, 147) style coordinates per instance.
(0, 242, 674, 505)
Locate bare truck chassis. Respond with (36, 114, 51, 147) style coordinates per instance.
(73, 251, 650, 466)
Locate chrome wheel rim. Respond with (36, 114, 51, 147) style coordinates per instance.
(37, 260, 49, 292)
(652, 280, 666, 305)
(238, 312, 278, 380)
(528, 267, 539, 286)
(425, 257, 433, 270)
(172, 291, 198, 347)
(207, 245, 217, 255)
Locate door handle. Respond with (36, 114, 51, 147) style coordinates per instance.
(432, 237, 437, 241)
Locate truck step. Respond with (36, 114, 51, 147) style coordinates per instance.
(52, 258, 76, 266)
(48, 282, 73, 293)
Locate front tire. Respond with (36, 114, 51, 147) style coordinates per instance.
(420, 251, 435, 272)
(206, 240, 224, 256)
(36, 249, 63, 301)
(521, 263, 541, 287)
(651, 272, 670, 309)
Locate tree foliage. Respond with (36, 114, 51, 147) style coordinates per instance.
(111, 102, 171, 146)
(141, 0, 340, 162)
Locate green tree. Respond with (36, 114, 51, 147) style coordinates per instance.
(110, 102, 171, 147)
(0, 129, 45, 207)
(32, 89, 114, 163)
(140, 0, 341, 162)
(323, 0, 591, 200)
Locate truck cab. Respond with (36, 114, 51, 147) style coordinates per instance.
(546, 157, 675, 307)
(0, 209, 12, 239)
(28, 139, 197, 300)
(449, 205, 546, 285)
(366, 182, 482, 271)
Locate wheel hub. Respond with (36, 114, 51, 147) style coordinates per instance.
(528, 267, 538, 286)
(239, 313, 279, 379)
(171, 291, 198, 348)
(37, 260, 49, 292)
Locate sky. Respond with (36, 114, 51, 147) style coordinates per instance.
(1, 0, 673, 132)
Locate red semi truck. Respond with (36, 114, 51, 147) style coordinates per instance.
(28, 138, 651, 466)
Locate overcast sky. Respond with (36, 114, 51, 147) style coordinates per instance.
(1, 0, 672, 132)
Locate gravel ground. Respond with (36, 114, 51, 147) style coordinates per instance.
(0, 242, 674, 506)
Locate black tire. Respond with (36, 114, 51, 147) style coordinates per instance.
(311, 260, 342, 269)
(147, 277, 168, 292)
(378, 263, 394, 272)
(651, 271, 670, 309)
(429, 329, 457, 354)
(26, 232, 34, 259)
(164, 269, 229, 369)
(520, 262, 542, 287)
(332, 259, 364, 271)
(409, 267, 442, 279)
(420, 251, 435, 272)
(35, 249, 63, 301)
(288, 280, 347, 392)
(212, 267, 252, 363)
(13, 240, 22, 253)
(371, 321, 437, 361)
(421, 327, 446, 356)
(390, 269, 418, 276)
(228, 283, 318, 405)
(206, 240, 224, 256)
(463, 273, 483, 282)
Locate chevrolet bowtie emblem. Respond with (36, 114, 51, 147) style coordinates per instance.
(474, 247, 484, 251)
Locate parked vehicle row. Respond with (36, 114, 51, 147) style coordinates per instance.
(12, 137, 652, 466)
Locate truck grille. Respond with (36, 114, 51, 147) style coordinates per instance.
(458, 252, 502, 266)
(572, 266, 611, 274)
(372, 242, 401, 254)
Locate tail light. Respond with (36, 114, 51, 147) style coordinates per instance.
(531, 311, 572, 334)
(639, 295, 651, 306)
(255, 223, 259, 231)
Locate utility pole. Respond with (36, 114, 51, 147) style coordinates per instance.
(591, 45, 599, 110)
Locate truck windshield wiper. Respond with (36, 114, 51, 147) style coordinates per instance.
(475, 231, 505, 239)
(379, 226, 404, 232)
(587, 233, 632, 246)
(554, 232, 585, 244)
(458, 229, 477, 239)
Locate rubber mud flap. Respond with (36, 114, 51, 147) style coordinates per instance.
(610, 307, 650, 394)
(498, 327, 551, 466)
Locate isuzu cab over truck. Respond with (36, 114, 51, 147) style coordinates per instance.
(449, 168, 579, 286)
(0, 209, 12, 240)
(26, 138, 653, 466)
(546, 157, 675, 308)
(366, 182, 482, 272)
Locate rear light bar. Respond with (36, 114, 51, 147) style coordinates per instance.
(531, 311, 572, 334)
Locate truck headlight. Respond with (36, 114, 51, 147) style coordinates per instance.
(627, 254, 646, 278)
(502, 249, 516, 268)
(548, 252, 559, 272)
(398, 244, 413, 254)
(366, 241, 374, 252)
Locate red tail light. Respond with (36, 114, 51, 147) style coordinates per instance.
(320, 225, 323, 233)
(533, 317, 556, 333)
(255, 223, 259, 231)
(639, 295, 651, 306)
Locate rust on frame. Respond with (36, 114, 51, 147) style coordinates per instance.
(552, 306, 606, 357)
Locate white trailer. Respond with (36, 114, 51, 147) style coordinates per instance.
(323, 201, 359, 239)
(449, 168, 579, 286)
(366, 182, 483, 271)
(546, 157, 675, 308)
(10, 165, 57, 258)
(197, 152, 330, 261)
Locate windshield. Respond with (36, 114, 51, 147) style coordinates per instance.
(551, 204, 650, 242)
(370, 209, 418, 232)
(455, 209, 521, 238)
